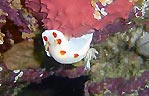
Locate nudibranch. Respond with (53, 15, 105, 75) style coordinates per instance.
(42, 30, 98, 70)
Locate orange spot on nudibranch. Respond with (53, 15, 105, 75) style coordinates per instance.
(74, 54, 79, 58)
(60, 50, 66, 55)
(43, 36, 48, 41)
(53, 32, 57, 38)
(55, 39, 62, 44)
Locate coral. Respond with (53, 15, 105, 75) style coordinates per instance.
(0, 9, 7, 29)
(0, 0, 39, 53)
(0, 20, 24, 52)
(0, 31, 5, 44)
(0, 0, 28, 32)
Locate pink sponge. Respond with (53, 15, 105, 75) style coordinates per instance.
(25, 0, 135, 38)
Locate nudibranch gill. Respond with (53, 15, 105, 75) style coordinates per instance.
(42, 30, 98, 69)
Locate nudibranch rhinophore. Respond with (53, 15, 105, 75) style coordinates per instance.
(42, 30, 98, 70)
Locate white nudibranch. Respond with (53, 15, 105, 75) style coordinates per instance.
(42, 30, 98, 70)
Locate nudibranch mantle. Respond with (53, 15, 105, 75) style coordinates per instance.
(42, 30, 98, 69)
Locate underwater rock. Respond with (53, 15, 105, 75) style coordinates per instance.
(84, 26, 149, 96)
(0, 62, 53, 95)
(136, 31, 149, 58)
(128, 27, 143, 48)
(55, 66, 86, 78)
(84, 71, 149, 96)
(90, 37, 144, 81)
(3, 41, 40, 70)
(92, 18, 134, 44)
